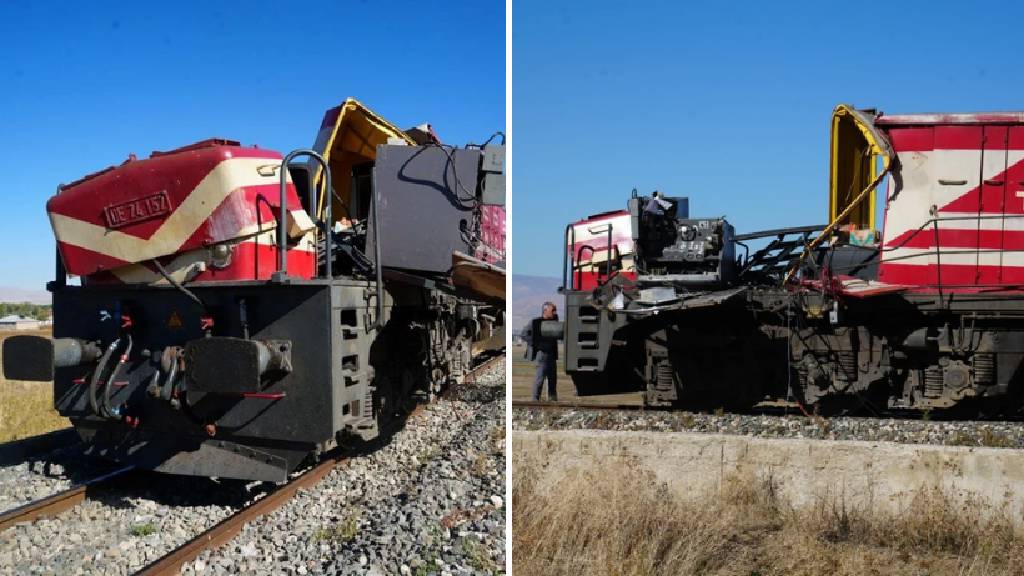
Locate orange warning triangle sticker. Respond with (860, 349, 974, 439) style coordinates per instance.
(167, 310, 183, 329)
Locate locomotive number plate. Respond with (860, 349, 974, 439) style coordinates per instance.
(104, 191, 171, 229)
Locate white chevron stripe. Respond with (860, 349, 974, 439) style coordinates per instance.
(884, 149, 1024, 244)
(884, 247, 1024, 267)
(51, 157, 314, 265)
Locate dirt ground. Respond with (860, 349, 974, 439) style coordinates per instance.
(0, 329, 68, 442)
(509, 342, 642, 405)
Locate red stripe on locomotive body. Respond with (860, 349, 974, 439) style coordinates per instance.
(82, 240, 316, 285)
(188, 240, 316, 282)
(879, 263, 1024, 292)
(886, 228, 1024, 250)
(177, 182, 304, 252)
(57, 242, 130, 275)
(888, 127, 935, 152)
(887, 124, 1024, 151)
(575, 270, 637, 292)
(932, 125, 982, 150)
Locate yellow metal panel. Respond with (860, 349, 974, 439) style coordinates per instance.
(785, 105, 894, 283)
(314, 98, 415, 221)
(829, 104, 892, 231)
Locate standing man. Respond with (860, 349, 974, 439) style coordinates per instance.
(530, 301, 559, 401)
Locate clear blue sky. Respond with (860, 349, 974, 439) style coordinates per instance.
(0, 0, 504, 290)
(512, 0, 1024, 278)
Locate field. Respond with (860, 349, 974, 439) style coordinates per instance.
(0, 329, 68, 442)
(513, 455, 1024, 576)
(509, 342, 642, 404)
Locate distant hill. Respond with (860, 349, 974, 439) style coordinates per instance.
(510, 273, 562, 337)
(0, 287, 50, 305)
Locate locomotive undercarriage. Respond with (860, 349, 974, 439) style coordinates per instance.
(566, 287, 1024, 416)
(9, 279, 481, 482)
(785, 294, 1024, 416)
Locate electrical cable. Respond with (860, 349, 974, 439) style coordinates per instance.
(421, 141, 479, 208)
(152, 259, 206, 309)
(89, 339, 119, 417)
(481, 131, 505, 147)
(102, 333, 131, 419)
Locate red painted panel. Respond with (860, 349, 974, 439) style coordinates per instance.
(886, 127, 934, 152)
(475, 205, 505, 265)
(58, 242, 130, 275)
(83, 241, 316, 285)
(575, 270, 636, 291)
(881, 262, 1024, 293)
(890, 228, 1024, 250)
(48, 140, 307, 277)
(933, 125, 983, 150)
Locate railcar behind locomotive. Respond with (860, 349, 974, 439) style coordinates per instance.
(556, 105, 1024, 415)
(2, 99, 505, 481)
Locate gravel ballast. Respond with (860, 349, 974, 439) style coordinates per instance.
(181, 359, 506, 576)
(512, 405, 1024, 448)
(0, 445, 121, 514)
(0, 359, 505, 576)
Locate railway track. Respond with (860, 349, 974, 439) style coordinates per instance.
(0, 464, 133, 533)
(0, 351, 505, 573)
(512, 400, 646, 412)
(511, 399, 812, 417)
(138, 349, 505, 575)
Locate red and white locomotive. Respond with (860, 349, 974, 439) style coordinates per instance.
(559, 105, 1024, 414)
(4, 99, 505, 480)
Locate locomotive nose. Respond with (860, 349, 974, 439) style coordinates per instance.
(2, 335, 101, 381)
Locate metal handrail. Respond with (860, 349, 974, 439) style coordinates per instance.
(276, 150, 331, 279)
(564, 221, 616, 291)
(562, 223, 575, 291)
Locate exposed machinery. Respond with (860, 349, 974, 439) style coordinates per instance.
(3, 99, 505, 481)
(558, 105, 1024, 415)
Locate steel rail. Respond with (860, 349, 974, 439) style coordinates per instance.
(0, 465, 133, 532)
(139, 349, 505, 575)
(136, 450, 354, 576)
(512, 400, 646, 411)
(511, 399, 813, 416)
(465, 349, 506, 381)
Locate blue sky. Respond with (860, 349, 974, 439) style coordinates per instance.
(511, 0, 1024, 278)
(0, 0, 504, 290)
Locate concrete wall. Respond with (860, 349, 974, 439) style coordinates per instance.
(513, 430, 1024, 525)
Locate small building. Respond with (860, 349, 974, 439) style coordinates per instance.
(0, 315, 42, 331)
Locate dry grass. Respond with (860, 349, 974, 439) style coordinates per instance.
(512, 460, 1024, 576)
(0, 379, 68, 442)
(0, 329, 68, 442)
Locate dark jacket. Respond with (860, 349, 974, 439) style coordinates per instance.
(529, 316, 559, 361)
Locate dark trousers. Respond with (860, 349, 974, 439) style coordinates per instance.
(532, 351, 558, 401)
